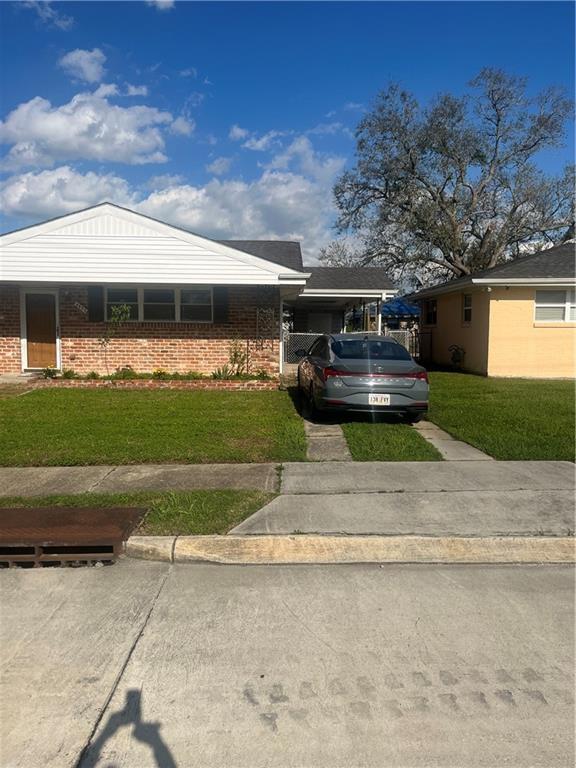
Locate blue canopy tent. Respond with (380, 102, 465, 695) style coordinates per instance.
(381, 297, 420, 318)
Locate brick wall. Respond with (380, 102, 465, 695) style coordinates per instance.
(0, 284, 281, 376)
(0, 285, 21, 374)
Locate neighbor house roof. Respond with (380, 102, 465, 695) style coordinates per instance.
(219, 240, 304, 271)
(410, 241, 576, 300)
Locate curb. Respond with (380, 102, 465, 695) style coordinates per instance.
(125, 534, 576, 565)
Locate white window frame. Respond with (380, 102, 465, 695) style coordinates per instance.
(104, 286, 214, 324)
(534, 289, 575, 323)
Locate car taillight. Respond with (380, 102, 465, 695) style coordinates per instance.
(321, 367, 341, 381)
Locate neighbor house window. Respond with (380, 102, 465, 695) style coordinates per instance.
(106, 288, 138, 320)
(424, 299, 437, 325)
(535, 290, 575, 322)
(143, 289, 175, 321)
(104, 287, 213, 322)
(462, 294, 472, 323)
(180, 288, 213, 322)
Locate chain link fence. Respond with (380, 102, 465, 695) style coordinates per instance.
(283, 329, 419, 363)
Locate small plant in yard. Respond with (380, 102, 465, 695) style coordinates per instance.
(112, 366, 139, 380)
(61, 369, 78, 379)
(98, 303, 131, 377)
(152, 368, 171, 380)
(211, 364, 234, 380)
(41, 367, 58, 379)
(85, 371, 100, 380)
(228, 336, 250, 376)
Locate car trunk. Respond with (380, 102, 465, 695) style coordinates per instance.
(330, 359, 423, 389)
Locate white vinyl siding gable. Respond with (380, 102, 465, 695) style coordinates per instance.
(535, 290, 575, 322)
(0, 205, 308, 286)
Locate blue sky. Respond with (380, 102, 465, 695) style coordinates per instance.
(0, 1, 574, 260)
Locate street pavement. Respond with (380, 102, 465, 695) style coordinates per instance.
(1, 559, 574, 768)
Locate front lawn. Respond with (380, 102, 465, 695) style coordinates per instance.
(342, 418, 442, 461)
(0, 490, 274, 536)
(429, 373, 575, 461)
(0, 389, 307, 466)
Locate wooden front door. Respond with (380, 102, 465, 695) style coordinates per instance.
(26, 294, 57, 368)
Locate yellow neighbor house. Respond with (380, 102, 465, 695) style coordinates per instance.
(411, 242, 575, 378)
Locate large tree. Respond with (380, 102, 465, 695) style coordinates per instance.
(331, 69, 574, 286)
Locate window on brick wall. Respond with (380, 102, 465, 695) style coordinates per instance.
(106, 288, 139, 320)
(143, 289, 175, 321)
(104, 287, 214, 322)
(535, 290, 576, 322)
(180, 288, 213, 322)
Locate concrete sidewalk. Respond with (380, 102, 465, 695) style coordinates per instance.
(0, 462, 279, 496)
(0, 459, 572, 498)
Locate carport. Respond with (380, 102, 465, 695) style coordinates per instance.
(280, 266, 396, 369)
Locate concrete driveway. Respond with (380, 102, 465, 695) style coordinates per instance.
(1, 560, 574, 768)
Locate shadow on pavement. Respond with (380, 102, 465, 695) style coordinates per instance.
(80, 689, 177, 768)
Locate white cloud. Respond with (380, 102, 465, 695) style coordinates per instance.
(180, 68, 197, 78)
(0, 166, 134, 220)
(146, 0, 175, 10)
(206, 157, 232, 176)
(243, 130, 288, 152)
(0, 90, 181, 169)
(21, 1, 74, 30)
(267, 136, 346, 184)
(93, 83, 119, 98)
(343, 101, 365, 112)
(170, 116, 194, 136)
(1, 141, 345, 261)
(145, 174, 185, 190)
(125, 84, 149, 97)
(58, 48, 106, 84)
(229, 124, 249, 141)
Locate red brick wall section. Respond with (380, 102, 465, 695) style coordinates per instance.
(32, 379, 278, 391)
(57, 285, 279, 376)
(0, 285, 21, 373)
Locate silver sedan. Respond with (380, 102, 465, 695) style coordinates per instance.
(296, 333, 429, 422)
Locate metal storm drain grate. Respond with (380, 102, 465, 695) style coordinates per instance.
(0, 507, 145, 568)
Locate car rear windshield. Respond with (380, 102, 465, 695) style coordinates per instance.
(331, 339, 412, 361)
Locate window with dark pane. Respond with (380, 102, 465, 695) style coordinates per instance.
(424, 299, 437, 325)
(181, 288, 212, 322)
(143, 289, 175, 321)
(106, 288, 138, 320)
(462, 294, 472, 323)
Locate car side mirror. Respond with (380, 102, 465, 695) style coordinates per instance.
(295, 348, 307, 358)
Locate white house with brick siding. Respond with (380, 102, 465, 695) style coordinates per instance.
(0, 203, 396, 377)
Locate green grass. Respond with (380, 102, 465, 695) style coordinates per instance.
(0, 490, 274, 535)
(428, 372, 575, 461)
(0, 389, 307, 466)
(341, 418, 442, 461)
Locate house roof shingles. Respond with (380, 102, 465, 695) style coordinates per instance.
(220, 243, 395, 291)
(305, 267, 394, 291)
(219, 240, 304, 272)
(411, 241, 576, 300)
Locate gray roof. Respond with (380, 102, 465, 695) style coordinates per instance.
(410, 241, 576, 300)
(304, 267, 395, 290)
(220, 240, 304, 272)
(472, 241, 575, 280)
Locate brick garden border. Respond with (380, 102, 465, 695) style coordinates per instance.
(30, 378, 279, 391)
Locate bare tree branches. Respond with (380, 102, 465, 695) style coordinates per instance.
(331, 68, 574, 287)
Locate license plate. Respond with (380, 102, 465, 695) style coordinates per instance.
(368, 394, 391, 406)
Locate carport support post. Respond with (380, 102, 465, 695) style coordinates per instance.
(376, 299, 382, 335)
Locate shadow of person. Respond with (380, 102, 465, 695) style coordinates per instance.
(79, 689, 177, 768)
